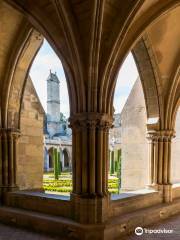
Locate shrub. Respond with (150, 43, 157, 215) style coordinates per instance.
(108, 189, 119, 194)
(43, 186, 72, 192)
(43, 174, 119, 193)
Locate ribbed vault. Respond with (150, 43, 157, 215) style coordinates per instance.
(1, 0, 179, 125)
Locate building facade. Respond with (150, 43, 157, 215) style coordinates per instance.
(44, 71, 72, 172)
(18, 77, 45, 190)
(120, 78, 149, 190)
(112, 78, 180, 191)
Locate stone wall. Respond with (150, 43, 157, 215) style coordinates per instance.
(17, 77, 45, 190)
(120, 78, 149, 191)
(61, 144, 72, 170)
(120, 78, 180, 190)
(44, 141, 72, 172)
(172, 109, 180, 183)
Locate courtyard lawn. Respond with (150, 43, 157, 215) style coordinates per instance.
(43, 172, 119, 195)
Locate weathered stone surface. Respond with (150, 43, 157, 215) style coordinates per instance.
(120, 78, 148, 191)
(17, 77, 45, 190)
(120, 78, 180, 191)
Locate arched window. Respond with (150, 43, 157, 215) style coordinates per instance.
(18, 38, 72, 194)
(63, 149, 70, 168)
(49, 155, 54, 169)
(110, 52, 148, 194)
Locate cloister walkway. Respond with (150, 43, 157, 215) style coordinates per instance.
(0, 223, 60, 240)
(0, 214, 179, 240)
(122, 214, 180, 240)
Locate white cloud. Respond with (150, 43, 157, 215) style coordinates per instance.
(113, 52, 139, 113)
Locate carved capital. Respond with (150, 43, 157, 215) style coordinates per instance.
(0, 128, 21, 140)
(147, 130, 175, 142)
(69, 112, 113, 131)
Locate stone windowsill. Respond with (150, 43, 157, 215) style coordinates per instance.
(111, 188, 158, 201)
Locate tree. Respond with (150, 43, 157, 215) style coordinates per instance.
(53, 148, 59, 180)
(110, 151, 115, 175)
(116, 149, 121, 194)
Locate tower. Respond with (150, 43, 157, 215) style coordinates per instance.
(46, 70, 60, 137)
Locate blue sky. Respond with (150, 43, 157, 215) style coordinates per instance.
(30, 40, 138, 117)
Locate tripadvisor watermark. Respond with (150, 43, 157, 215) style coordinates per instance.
(135, 226, 173, 236)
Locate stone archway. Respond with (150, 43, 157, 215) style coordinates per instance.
(48, 147, 54, 170)
(48, 154, 54, 169)
(6, 30, 43, 129)
(132, 38, 161, 130)
(110, 43, 161, 192)
(63, 149, 70, 169)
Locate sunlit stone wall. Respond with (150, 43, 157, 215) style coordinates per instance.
(17, 77, 44, 190)
(120, 78, 149, 191)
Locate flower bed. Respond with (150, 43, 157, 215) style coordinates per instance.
(43, 173, 119, 194)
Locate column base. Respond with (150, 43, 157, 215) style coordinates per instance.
(146, 184, 172, 203)
(71, 193, 110, 224)
(146, 183, 159, 191)
(0, 185, 19, 204)
(157, 184, 172, 203)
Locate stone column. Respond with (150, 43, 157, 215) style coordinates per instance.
(69, 113, 113, 224)
(147, 132, 158, 188)
(147, 130, 175, 202)
(0, 128, 20, 203)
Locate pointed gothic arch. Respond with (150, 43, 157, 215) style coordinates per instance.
(63, 148, 70, 168)
(0, 0, 180, 235)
